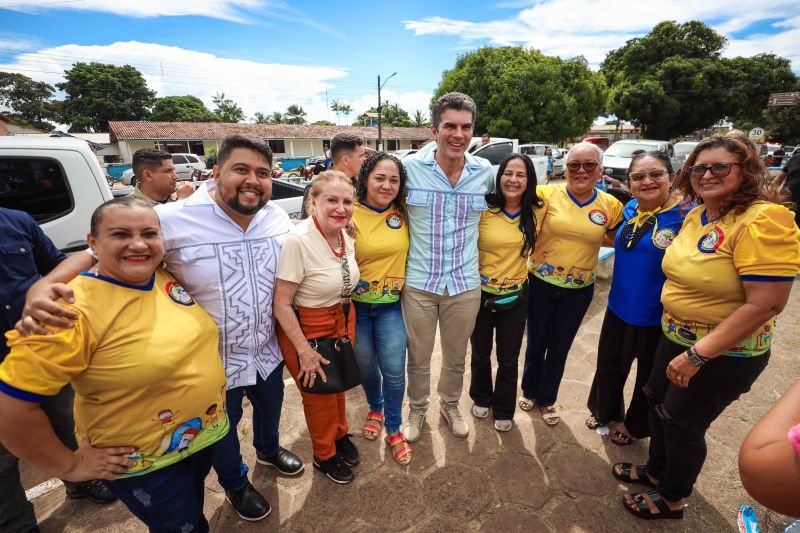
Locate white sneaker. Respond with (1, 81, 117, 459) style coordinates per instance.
(439, 404, 469, 438)
(403, 409, 426, 443)
(472, 404, 489, 419)
(494, 419, 513, 432)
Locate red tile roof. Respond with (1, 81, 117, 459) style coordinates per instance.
(108, 121, 433, 142)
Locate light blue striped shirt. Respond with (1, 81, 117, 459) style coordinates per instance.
(403, 148, 495, 295)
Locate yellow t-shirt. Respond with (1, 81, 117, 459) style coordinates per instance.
(0, 268, 229, 477)
(351, 202, 409, 303)
(478, 208, 528, 294)
(528, 184, 624, 288)
(661, 202, 800, 356)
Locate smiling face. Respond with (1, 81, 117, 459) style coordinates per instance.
(628, 156, 673, 207)
(689, 146, 744, 208)
(87, 205, 163, 286)
(214, 147, 272, 219)
(365, 159, 401, 210)
(499, 157, 528, 207)
(311, 178, 355, 235)
(432, 108, 474, 163)
(565, 144, 601, 198)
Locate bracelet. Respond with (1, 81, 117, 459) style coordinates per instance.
(690, 345, 710, 361)
(686, 346, 707, 367)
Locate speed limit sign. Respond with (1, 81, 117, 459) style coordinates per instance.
(749, 127, 765, 140)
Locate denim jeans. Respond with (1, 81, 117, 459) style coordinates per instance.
(213, 364, 284, 491)
(521, 275, 594, 407)
(106, 446, 214, 532)
(644, 336, 769, 501)
(353, 300, 407, 434)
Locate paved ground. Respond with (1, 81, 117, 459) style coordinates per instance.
(23, 278, 800, 532)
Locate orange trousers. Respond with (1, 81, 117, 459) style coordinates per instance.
(278, 303, 355, 460)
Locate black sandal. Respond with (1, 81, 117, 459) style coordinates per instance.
(623, 490, 684, 520)
(611, 430, 635, 446)
(611, 463, 656, 489)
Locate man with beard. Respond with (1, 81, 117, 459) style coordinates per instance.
(128, 149, 195, 206)
(17, 135, 302, 522)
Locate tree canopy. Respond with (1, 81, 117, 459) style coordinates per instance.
(0, 72, 58, 131)
(57, 62, 155, 132)
(212, 92, 245, 123)
(353, 101, 412, 127)
(432, 46, 607, 143)
(285, 104, 307, 125)
(151, 95, 219, 122)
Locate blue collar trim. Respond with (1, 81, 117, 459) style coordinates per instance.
(567, 187, 597, 207)
(502, 208, 521, 220)
(79, 270, 156, 291)
(359, 201, 391, 214)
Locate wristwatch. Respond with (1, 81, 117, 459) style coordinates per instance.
(686, 346, 707, 367)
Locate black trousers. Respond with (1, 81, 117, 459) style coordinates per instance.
(0, 385, 78, 533)
(587, 307, 661, 437)
(644, 335, 769, 501)
(469, 286, 528, 420)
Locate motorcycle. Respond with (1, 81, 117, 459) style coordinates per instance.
(272, 162, 284, 179)
(191, 168, 214, 181)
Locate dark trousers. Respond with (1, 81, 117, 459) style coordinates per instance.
(212, 365, 284, 491)
(587, 307, 661, 437)
(0, 385, 77, 533)
(469, 286, 529, 420)
(644, 335, 769, 501)
(521, 275, 594, 407)
(106, 446, 214, 533)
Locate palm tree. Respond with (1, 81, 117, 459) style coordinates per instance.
(252, 112, 269, 124)
(411, 110, 428, 127)
(285, 104, 307, 125)
(340, 104, 352, 125)
(331, 99, 341, 125)
(268, 112, 285, 124)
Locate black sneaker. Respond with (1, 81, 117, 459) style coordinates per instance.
(312, 455, 353, 484)
(225, 481, 271, 521)
(256, 447, 305, 476)
(64, 479, 117, 504)
(335, 433, 359, 467)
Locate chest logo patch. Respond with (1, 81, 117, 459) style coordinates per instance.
(653, 228, 676, 249)
(697, 226, 724, 253)
(166, 281, 195, 306)
(588, 209, 608, 226)
(385, 212, 403, 229)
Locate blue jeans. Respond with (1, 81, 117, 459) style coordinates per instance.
(522, 275, 594, 407)
(106, 446, 214, 533)
(353, 300, 407, 434)
(213, 364, 284, 491)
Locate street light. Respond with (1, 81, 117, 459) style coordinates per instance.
(377, 72, 397, 152)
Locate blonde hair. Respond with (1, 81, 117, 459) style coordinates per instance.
(305, 170, 354, 214)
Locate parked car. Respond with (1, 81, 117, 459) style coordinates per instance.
(674, 141, 699, 168)
(121, 153, 206, 186)
(519, 143, 565, 177)
(602, 139, 680, 181)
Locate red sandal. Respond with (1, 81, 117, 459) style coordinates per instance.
(362, 411, 383, 441)
(386, 432, 412, 465)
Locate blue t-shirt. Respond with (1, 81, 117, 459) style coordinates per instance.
(607, 199, 686, 326)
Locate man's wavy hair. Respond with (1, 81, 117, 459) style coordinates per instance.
(678, 135, 791, 218)
(355, 152, 407, 218)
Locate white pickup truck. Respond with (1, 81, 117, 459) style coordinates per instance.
(0, 137, 304, 253)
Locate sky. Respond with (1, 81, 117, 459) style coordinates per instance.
(0, 0, 798, 125)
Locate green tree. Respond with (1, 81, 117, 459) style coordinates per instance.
(411, 109, 429, 127)
(331, 99, 341, 124)
(252, 112, 270, 123)
(340, 104, 352, 125)
(353, 101, 412, 127)
(726, 54, 797, 125)
(0, 72, 58, 131)
(433, 46, 606, 143)
(212, 92, 245, 123)
(313, 120, 335, 126)
(285, 104, 307, 124)
(57, 62, 155, 132)
(268, 111, 285, 124)
(151, 95, 218, 122)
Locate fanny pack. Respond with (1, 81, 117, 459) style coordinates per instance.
(482, 286, 525, 312)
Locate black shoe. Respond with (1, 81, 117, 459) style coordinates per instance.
(64, 479, 117, 504)
(225, 481, 271, 521)
(335, 433, 359, 467)
(256, 447, 304, 476)
(312, 455, 353, 484)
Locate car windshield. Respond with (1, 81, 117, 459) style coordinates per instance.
(675, 143, 697, 157)
(604, 143, 659, 157)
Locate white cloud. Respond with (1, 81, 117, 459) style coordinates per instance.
(0, 40, 431, 124)
(405, 0, 800, 70)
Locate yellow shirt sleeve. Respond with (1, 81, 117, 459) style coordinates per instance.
(275, 232, 306, 284)
(607, 196, 624, 229)
(734, 204, 800, 278)
(0, 306, 94, 400)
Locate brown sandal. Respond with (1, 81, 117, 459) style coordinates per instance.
(386, 432, 412, 465)
(362, 411, 383, 441)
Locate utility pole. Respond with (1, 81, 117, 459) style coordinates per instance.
(377, 72, 396, 152)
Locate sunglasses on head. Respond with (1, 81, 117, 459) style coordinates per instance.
(687, 162, 740, 179)
(566, 161, 599, 172)
(628, 169, 669, 182)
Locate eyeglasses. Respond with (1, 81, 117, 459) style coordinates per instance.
(566, 161, 599, 172)
(687, 162, 740, 179)
(628, 169, 669, 182)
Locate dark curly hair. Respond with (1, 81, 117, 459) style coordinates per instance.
(678, 135, 791, 218)
(356, 152, 407, 218)
(486, 154, 543, 257)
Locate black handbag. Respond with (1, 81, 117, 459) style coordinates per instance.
(294, 301, 362, 394)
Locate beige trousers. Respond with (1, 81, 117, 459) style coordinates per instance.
(401, 285, 481, 409)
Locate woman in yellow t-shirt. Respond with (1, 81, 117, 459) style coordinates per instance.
(617, 136, 800, 521)
(519, 142, 624, 426)
(0, 196, 229, 531)
(351, 152, 412, 465)
(470, 154, 542, 432)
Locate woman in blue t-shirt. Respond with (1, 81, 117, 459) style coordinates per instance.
(585, 151, 686, 445)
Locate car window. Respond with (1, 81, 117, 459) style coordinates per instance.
(185, 155, 199, 163)
(172, 155, 188, 164)
(605, 143, 658, 157)
(474, 142, 513, 166)
(0, 157, 74, 223)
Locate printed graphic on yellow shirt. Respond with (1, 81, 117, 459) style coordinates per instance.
(663, 310, 774, 357)
(352, 202, 409, 304)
